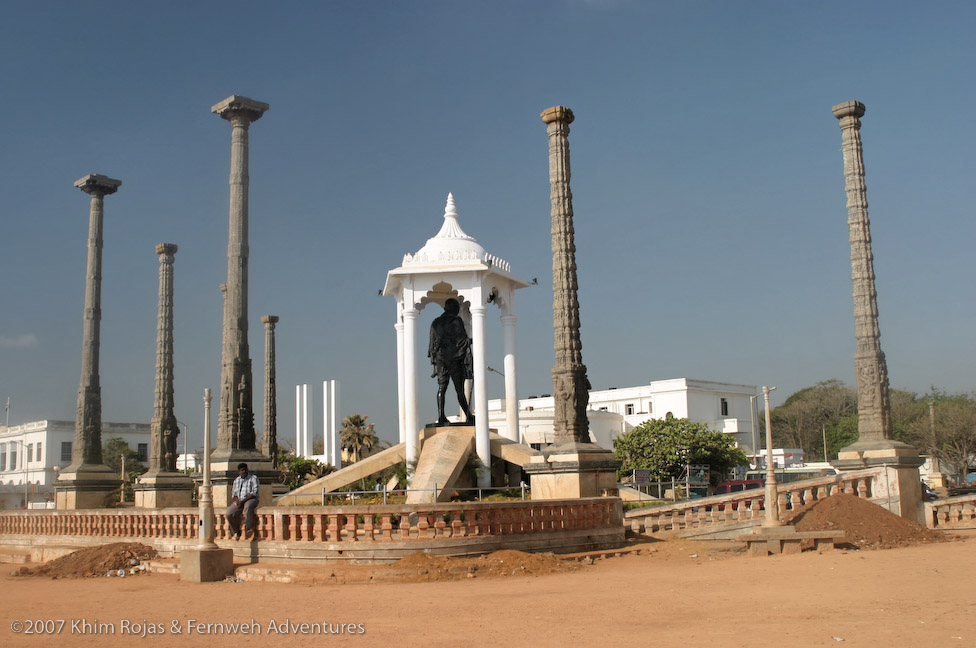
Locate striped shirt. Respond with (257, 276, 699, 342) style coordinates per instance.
(232, 472, 260, 500)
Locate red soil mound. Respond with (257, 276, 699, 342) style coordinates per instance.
(785, 493, 947, 549)
(16, 542, 158, 579)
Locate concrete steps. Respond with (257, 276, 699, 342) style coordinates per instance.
(0, 548, 30, 564)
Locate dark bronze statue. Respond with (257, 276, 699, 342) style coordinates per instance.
(428, 298, 474, 424)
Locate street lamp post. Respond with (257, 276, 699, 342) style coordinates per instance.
(762, 385, 782, 528)
(197, 389, 217, 549)
(749, 393, 763, 469)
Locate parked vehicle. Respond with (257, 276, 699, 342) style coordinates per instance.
(713, 479, 764, 511)
(714, 479, 764, 495)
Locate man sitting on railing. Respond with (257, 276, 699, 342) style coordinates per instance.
(226, 463, 259, 541)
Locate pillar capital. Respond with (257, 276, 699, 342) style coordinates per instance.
(74, 174, 121, 196)
(541, 105, 574, 125)
(832, 100, 865, 125)
(211, 95, 269, 124)
(155, 243, 178, 256)
(261, 315, 279, 325)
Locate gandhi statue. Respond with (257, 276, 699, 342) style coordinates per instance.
(428, 298, 474, 425)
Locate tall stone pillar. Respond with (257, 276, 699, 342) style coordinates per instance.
(135, 244, 193, 507)
(56, 174, 123, 509)
(261, 315, 279, 469)
(830, 101, 922, 520)
(525, 107, 619, 500)
(208, 95, 273, 507)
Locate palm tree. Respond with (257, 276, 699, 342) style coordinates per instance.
(340, 414, 379, 463)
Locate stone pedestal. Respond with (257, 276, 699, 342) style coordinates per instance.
(206, 452, 275, 509)
(832, 439, 924, 520)
(133, 472, 194, 508)
(54, 465, 119, 509)
(524, 442, 619, 500)
(409, 425, 476, 504)
(180, 548, 234, 583)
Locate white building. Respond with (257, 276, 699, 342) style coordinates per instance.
(0, 420, 150, 509)
(488, 378, 760, 452)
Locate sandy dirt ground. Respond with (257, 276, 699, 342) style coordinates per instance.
(1, 533, 974, 648)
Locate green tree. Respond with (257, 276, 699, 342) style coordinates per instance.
(903, 390, 976, 482)
(102, 437, 146, 504)
(275, 450, 335, 491)
(340, 414, 379, 463)
(613, 416, 748, 484)
(102, 437, 146, 477)
(769, 380, 857, 460)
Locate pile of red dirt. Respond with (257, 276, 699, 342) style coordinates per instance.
(15, 542, 158, 579)
(785, 494, 947, 550)
(390, 549, 576, 582)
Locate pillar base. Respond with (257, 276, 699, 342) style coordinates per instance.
(133, 472, 194, 508)
(832, 439, 924, 520)
(524, 442, 620, 500)
(54, 464, 121, 509)
(202, 449, 276, 508)
(179, 548, 234, 583)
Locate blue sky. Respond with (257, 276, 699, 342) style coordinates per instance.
(1, 1, 973, 452)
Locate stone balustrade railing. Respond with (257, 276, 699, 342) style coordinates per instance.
(925, 493, 976, 530)
(625, 468, 882, 534)
(0, 498, 621, 543)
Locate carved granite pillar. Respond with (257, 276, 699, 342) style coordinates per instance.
(150, 243, 180, 473)
(541, 106, 590, 446)
(135, 243, 193, 507)
(55, 174, 122, 509)
(525, 107, 619, 500)
(830, 101, 922, 519)
(72, 174, 121, 468)
(832, 100, 892, 441)
(212, 94, 268, 457)
(261, 315, 279, 469)
(207, 95, 273, 508)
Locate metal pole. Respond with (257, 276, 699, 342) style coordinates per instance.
(180, 421, 187, 470)
(762, 386, 782, 527)
(750, 393, 761, 468)
(197, 388, 217, 548)
(120, 453, 125, 503)
(822, 424, 828, 462)
(22, 440, 28, 509)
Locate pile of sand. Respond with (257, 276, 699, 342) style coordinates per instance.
(390, 549, 575, 582)
(785, 493, 947, 549)
(15, 542, 158, 579)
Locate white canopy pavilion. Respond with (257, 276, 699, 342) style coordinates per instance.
(382, 194, 531, 484)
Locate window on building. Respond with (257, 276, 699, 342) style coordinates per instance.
(0, 444, 6, 472)
(61, 441, 72, 463)
(35, 442, 42, 463)
(137, 444, 148, 462)
(8, 446, 17, 471)
(26, 444, 33, 463)
(625, 404, 635, 416)
(720, 398, 729, 417)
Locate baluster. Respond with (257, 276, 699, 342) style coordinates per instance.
(398, 514, 411, 540)
(326, 513, 340, 542)
(363, 513, 376, 541)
